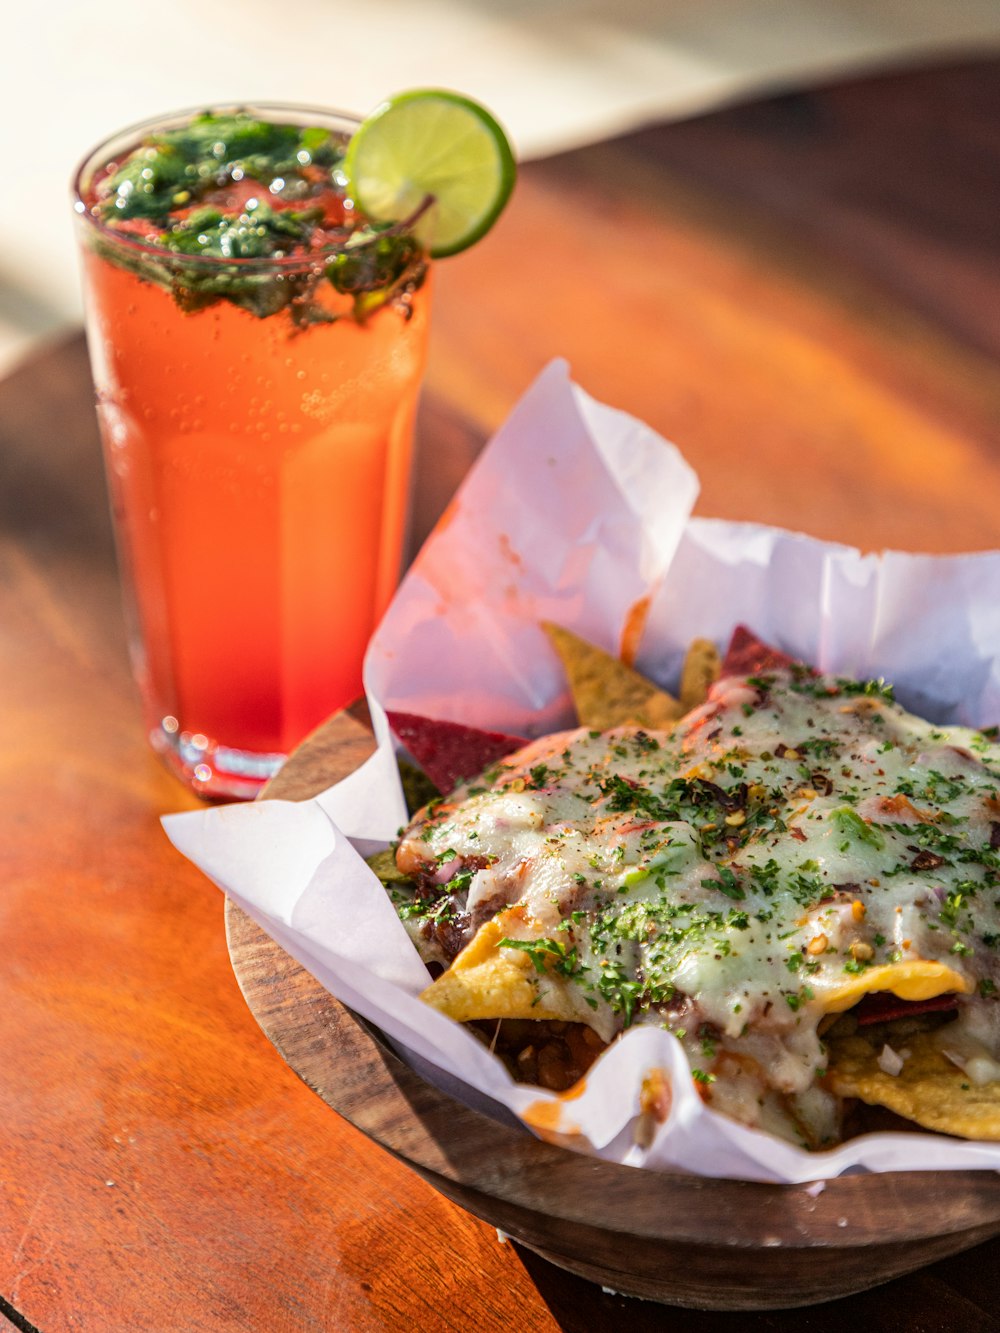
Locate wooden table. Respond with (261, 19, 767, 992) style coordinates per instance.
(3, 55, 999, 1332)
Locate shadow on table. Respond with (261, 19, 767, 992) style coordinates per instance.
(0, 331, 112, 558)
(511, 1233, 1000, 1332)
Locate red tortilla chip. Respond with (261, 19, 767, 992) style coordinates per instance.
(387, 711, 529, 795)
(853, 991, 959, 1026)
(722, 625, 800, 678)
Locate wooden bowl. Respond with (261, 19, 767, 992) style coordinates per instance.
(225, 709, 1000, 1311)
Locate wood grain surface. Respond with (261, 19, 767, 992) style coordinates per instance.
(2, 54, 1000, 1332)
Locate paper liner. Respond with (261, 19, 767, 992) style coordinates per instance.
(164, 360, 1000, 1183)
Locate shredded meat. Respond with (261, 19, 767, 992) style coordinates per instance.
(471, 1019, 607, 1092)
(419, 911, 472, 963)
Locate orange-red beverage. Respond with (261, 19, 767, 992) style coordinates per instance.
(73, 106, 431, 797)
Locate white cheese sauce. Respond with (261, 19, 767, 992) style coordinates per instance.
(394, 664, 1000, 1147)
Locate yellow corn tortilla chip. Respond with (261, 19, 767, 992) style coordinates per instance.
(820, 960, 973, 1014)
(420, 916, 586, 1025)
(679, 637, 721, 712)
(827, 1029, 1000, 1140)
(543, 622, 682, 730)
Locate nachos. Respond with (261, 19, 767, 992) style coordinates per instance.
(382, 629, 1000, 1149)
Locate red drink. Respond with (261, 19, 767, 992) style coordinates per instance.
(73, 106, 431, 796)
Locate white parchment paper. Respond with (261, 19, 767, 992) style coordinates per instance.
(165, 360, 1000, 1183)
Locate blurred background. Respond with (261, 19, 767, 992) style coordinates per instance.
(5, 0, 1000, 377)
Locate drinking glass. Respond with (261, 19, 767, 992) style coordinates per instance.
(73, 104, 431, 797)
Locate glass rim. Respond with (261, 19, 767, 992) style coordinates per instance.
(71, 101, 388, 272)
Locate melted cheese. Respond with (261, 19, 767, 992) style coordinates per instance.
(396, 665, 1000, 1147)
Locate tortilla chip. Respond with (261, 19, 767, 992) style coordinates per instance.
(827, 1029, 1000, 1140)
(679, 638, 721, 711)
(853, 991, 960, 1026)
(543, 623, 682, 730)
(421, 917, 590, 1026)
(366, 847, 411, 885)
(386, 711, 528, 795)
(398, 759, 440, 817)
(721, 625, 799, 678)
(820, 960, 973, 1015)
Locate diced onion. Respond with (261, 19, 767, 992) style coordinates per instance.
(877, 1044, 905, 1076)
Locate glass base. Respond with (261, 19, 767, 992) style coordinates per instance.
(151, 718, 286, 800)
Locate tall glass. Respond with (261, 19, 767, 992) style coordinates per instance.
(73, 105, 431, 798)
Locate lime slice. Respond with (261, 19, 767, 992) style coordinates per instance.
(343, 89, 516, 258)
